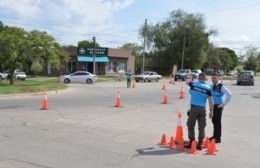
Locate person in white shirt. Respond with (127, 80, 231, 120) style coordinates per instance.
(210, 73, 232, 143)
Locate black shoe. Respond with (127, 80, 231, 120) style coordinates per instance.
(215, 138, 221, 143)
(196, 145, 202, 150)
(196, 140, 203, 150)
(209, 136, 215, 141)
(184, 142, 192, 149)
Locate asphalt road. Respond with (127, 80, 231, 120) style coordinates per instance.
(0, 78, 259, 168)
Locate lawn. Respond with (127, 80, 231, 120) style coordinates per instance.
(0, 77, 67, 94)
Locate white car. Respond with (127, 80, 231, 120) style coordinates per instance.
(62, 71, 97, 84)
(134, 71, 162, 82)
(0, 70, 26, 80)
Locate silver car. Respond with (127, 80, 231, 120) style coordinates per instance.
(62, 71, 97, 84)
(134, 71, 162, 82)
(237, 71, 254, 86)
(0, 70, 26, 80)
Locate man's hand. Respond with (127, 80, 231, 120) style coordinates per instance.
(217, 104, 225, 108)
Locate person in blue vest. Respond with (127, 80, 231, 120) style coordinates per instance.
(185, 73, 214, 150)
(210, 73, 232, 143)
(125, 70, 132, 88)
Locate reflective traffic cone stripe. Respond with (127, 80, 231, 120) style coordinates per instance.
(41, 92, 49, 110)
(175, 113, 184, 142)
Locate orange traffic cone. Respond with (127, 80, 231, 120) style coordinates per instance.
(159, 133, 168, 146)
(115, 91, 122, 107)
(179, 84, 185, 99)
(163, 90, 169, 104)
(175, 113, 184, 142)
(169, 136, 175, 149)
(178, 138, 185, 151)
(132, 81, 136, 88)
(190, 141, 197, 154)
(162, 83, 166, 90)
(204, 137, 210, 148)
(41, 92, 49, 110)
(207, 139, 217, 155)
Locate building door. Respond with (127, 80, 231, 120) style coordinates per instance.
(87, 63, 93, 73)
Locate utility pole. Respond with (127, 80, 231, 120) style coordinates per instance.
(142, 19, 147, 73)
(92, 36, 96, 74)
(181, 34, 186, 69)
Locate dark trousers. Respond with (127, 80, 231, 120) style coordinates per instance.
(187, 106, 206, 141)
(212, 105, 223, 140)
(127, 79, 131, 88)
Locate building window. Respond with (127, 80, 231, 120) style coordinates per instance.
(118, 62, 126, 73)
(68, 62, 76, 73)
(108, 62, 115, 72)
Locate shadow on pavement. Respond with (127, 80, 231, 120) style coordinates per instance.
(136, 146, 185, 156)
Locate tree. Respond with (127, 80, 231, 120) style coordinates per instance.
(218, 48, 238, 72)
(0, 21, 4, 31)
(243, 46, 259, 75)
(0, 26, 28, 84)
(139, 9, 216, 72)
(0, 27, 69, 84)
(120, 43, 142, 68)
(78, 40, 100, 48)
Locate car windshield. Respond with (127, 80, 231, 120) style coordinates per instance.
(240, 72, 251, 76)
(178, 70, 186, 73)
(142, 72, 150, 75)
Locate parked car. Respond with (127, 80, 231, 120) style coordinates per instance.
(0, 70, 10, 80)
(14, 70, 26, 80)
(134, 71, 162, 82)
(237, 71, 254, 86)
(175, 69, 192, 81)
(228, 70, 237, 76)
(0, 70, 26, 80)
(62, 71, 97, 84)
(192, 69, 202, 79)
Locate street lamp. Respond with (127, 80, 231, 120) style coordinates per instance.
(181, 25, 188, 69)
(92, 36, 96, 74)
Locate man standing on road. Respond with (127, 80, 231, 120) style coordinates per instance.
(185, 73, 214, 150)
(210, 73, 232, 143)
(125, 70, 132, 88)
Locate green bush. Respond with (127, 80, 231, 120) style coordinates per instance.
(30, 64, 43, 75)
(235, 65, 243, 73)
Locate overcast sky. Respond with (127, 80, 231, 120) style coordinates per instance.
(0, 0, 259, 54)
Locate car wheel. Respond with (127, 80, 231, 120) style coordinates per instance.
(86, 79, 92, 84)
(236, 82, 240, 85)
(136, 80, 139, 83)
(251, 82, 254, 86)
(64, 78, 70, 84)
(144, 78, 148, 82)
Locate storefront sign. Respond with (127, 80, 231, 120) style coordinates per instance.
(78, 47, 108, 56)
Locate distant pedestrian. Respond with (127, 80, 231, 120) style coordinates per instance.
(210, 73, 232, 143)
(185, 73, 214, 150)
(125, 70, 132, 88)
